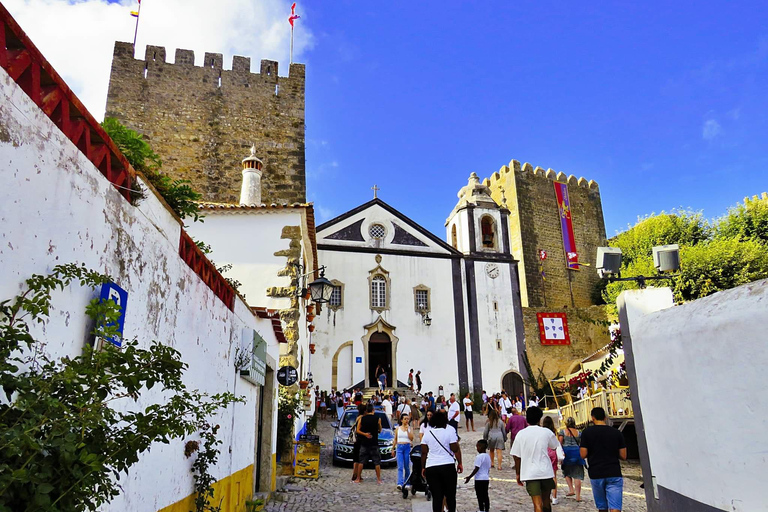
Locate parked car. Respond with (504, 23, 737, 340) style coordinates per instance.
(331, 406, 395, 466)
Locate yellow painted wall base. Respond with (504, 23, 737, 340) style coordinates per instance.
(158, 464, 253, 512)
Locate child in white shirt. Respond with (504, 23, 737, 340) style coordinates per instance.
(464, 439, 491, 512)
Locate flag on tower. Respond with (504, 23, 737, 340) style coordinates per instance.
(130, 11, 139, 17)
(289, 2, 300, 27)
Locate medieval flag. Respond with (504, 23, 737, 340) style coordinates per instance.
(289, 2, 300, 27)
(554, 182, 579, 270)
(130, 0, 140, 17)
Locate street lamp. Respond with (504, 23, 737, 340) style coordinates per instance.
(308, 267, 334, 304)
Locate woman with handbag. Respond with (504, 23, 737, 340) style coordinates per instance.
(558, 416, 585, 502)
(542, 416, 564, 505)
(482, 408, 507, 470)
(420, 411, 463, 512)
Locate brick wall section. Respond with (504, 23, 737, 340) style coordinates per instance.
(485, 161, 607, 308)
(523, 306, 610, 380)
(105, 42, 305, 204)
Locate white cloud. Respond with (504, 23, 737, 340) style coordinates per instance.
(4, 0, 314, 120)
(702, 119, 722, 141)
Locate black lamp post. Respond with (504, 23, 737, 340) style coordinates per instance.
(308, 267, 334, 304)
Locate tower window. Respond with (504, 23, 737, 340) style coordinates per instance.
(451, 224, 458, 249)
(371, 275, 387, 309)
(481, 216, 496, 249)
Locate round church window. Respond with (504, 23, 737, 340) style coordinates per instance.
(369, 224, 386, 240)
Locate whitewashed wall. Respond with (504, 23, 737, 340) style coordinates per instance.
(313, 250, 461, 394)
(619, 282, 768, 512)
(188, 211, 305, 312)
(0, 67, 265, 511)
(473, 260, 521, 391)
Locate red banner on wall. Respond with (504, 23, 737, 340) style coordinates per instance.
(554, 182, 579, 269)
(536, 312, 571, 345)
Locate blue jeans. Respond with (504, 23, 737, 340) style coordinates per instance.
(396, 444, 411, 486)
(591, 477, 623, 510)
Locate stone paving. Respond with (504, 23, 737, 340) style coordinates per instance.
(267, 415, 647, 512)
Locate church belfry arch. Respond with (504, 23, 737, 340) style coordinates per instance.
(361, 317, 399, 388)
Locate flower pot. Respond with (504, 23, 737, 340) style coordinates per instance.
(306, 304, 314, 315)
(299, 380, 309, 389)
(308, 324, 315, 332)
(306, 313, 315, 322)
(309, 343, 316, 354)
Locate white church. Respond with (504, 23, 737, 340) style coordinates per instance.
(311, 173, 527, 396)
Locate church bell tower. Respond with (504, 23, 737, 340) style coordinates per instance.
(445, 172, 509, 255)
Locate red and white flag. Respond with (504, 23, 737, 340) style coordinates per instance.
(289, 2, 300, 27)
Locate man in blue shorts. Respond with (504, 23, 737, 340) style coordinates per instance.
(580, 407, 627, 512)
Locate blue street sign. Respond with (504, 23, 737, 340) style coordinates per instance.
(355, 357, 362, 363)
(99, 282, 128, 347)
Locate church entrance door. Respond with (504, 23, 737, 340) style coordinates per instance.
(501, 371, 525, 400)
(369, 332, 392, 388)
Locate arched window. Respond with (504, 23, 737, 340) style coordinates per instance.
(451, 224, 458, 249)
(481, 216, 496, 249)
(371, 275, 387, 308)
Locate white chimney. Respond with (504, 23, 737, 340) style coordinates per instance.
(239, 145, 263, 205)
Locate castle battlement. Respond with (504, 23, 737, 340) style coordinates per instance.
(482, 159, 599, 191)
(106, 42, 306, 205)
(112, 42, 305, 87)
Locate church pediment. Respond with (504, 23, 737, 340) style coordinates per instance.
(316, 199, 458, 255)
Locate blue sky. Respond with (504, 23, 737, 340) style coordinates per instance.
(300, 1, 768, 236)
(7, 0, 765, 239)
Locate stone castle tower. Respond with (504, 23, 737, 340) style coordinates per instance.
(483, 160, 607, 308)
(105, 42, 306, 204)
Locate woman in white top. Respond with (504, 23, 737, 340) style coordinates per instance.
(420, 411, 463, 512)
(393, 413, 414, 490)
(419, 410, 434, 439)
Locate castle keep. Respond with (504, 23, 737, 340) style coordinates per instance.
(483, 161, 610, 380)
(105, 42, 306, 204)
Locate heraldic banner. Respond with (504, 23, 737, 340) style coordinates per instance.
(553, 182, 579, 269)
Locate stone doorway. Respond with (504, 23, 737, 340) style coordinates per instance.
(501, 370, 525, 401)
(368, 332, 392, 387)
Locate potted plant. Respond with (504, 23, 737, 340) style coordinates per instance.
(306, 313, 315, 322)
(299, 380, 309, 389)
(308, 324, 315, 333)
(246, 498, 265, 512)
(309, 343, 316, 354)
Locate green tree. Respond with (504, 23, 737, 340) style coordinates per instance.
(102, 118, 203, 222)
(715, 196, 768, 245)
(676, 238, 768, 301)
(0, 264, 239, 512)
(602, 203, 768, 305)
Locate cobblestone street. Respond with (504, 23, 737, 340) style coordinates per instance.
(268, 416, 647, 512)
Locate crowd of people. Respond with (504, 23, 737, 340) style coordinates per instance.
(312, 379, 628, 512)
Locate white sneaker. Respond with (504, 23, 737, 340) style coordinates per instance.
(552, 497, 559, 505)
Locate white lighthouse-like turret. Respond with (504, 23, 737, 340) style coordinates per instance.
(239, 145, 264, 205)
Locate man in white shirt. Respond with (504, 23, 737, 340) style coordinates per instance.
(462, 392, 476, 432)
(381, 395, 393, 423)
(447, 393, 461, 432)
(528, 395, 539, 408)
(510, 407, 561, 512)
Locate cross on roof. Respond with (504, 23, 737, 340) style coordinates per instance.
(372, 184, 380, 199)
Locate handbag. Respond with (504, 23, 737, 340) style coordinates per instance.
(561, 429, 586, 466)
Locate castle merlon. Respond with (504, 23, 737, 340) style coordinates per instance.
(482, 158, 600, 191)
(112, 42, 305, 79)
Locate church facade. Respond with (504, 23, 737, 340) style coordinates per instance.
(311, 174, 527, 396)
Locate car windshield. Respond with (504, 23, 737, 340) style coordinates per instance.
(340, 411, 391, 430)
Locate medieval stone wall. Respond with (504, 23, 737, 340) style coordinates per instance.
(523, 306, 611, 381)
(105, 42, 305, 204)
(485, 161, 607, 308)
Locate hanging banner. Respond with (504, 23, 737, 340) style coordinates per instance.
(536, 312, 571, 345)
(553, 182, 579, 269)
